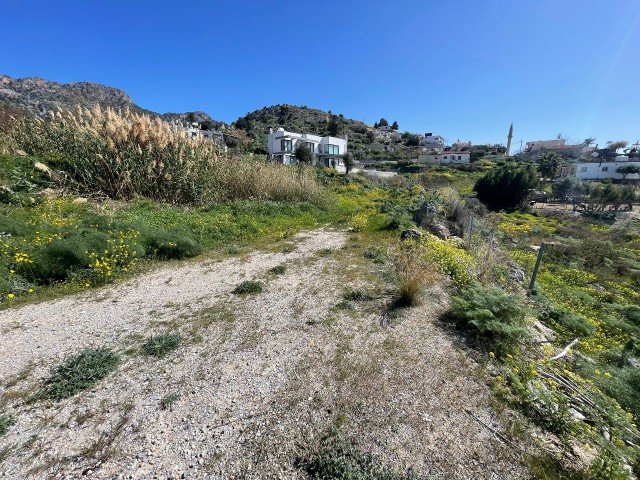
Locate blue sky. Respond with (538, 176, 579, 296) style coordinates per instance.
(2, 0, 639, 149)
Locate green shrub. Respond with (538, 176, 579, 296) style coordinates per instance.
(160, 393, 179, 411)
(299, 432, 415, 480)
(474, 164, 539, 210)
(140, 229, 202, 260)
(622, 305, 640, 327)
(269, 264, 287, 275)
(142, 333, 182, 358)
(544, 306, 594, 337)
(37, 348, 119, 401)
(0, 414, 16, 436)
(233, 280, 263, 295)
(343, 289, 373, 301)
(363, 247, 385, 264)
(15, 229, 111, 284)
(0, 216, 31, 236)
(448, 283, 530, 354)
(335, 300, 354, 310)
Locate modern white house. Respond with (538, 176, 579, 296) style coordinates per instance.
(424, 133, 446, 152)
(267, 128, 348, 172)
(565, 157, 640, 181)
(417, 151, 470, 165)
(187, 122, 224, 142)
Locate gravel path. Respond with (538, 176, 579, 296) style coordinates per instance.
(0, 229, 531, 479)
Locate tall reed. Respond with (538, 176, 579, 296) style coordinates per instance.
(6, 106, 320, 205)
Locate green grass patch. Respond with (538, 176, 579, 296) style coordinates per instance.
(0, 414, 16, 436)
(343, 288, 374, 301)
(233, 280, 264, 295)
(36, 348, 119, 401)
(142, 333, 183, 358)
(160, 393, 179, 411)
(269, 264, 287, 275)
(335, 300, 354, 310)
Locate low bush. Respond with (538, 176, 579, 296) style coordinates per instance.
(269, 264, 287, 275)
(363, 247, 385, 264)
(0, 414, 15, 436)
(37, 348, 119, 401)
(391, 244, 439, 307)
(298, 432, 415, 480)
(139, 229, 203, 260)
(233, 280, 263, 295)
(142, 333, 182, 358)
(544, 306, 594, 337)
(343, 289, 373, 301)
(448, 283, 529, 354)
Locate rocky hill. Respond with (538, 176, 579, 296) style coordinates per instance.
(0, 75, 218, 127)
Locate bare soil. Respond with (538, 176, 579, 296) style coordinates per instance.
(0, 229, 532, 479)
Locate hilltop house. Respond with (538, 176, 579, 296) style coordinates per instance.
(525, 138, 594, 159)
(424, 133, 446, 152)
(561, 157, 640, 181)
(267, 128, 347, 172)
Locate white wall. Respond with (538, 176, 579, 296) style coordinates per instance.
(418, 152, 470, 164)
(574, 160, 640, 180)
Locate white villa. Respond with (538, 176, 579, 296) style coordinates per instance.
(417, 151, 470, 165)
(562, 157, 640, 181)
(424, 133, 446, 152)
(267, 128, 347, 172)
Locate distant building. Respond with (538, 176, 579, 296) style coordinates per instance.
(526, 139, 566, 151)
(564, 157, 640, 181)
(423, 133, 446, 152)
(187, 122, 224, 143)
(417, 151, 470, 165)
(452, 140, 472, 149)
(266, 128, 347, 172)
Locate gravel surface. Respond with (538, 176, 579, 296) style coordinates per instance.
(0, 229, 531, 479)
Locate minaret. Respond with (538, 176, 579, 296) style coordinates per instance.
(506, 123, 513, 157)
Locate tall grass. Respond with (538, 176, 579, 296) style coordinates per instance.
(5, 106, 319, 204)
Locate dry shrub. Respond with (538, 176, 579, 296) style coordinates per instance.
(391, 243, 440, 307)
(6, 106, 320, 205)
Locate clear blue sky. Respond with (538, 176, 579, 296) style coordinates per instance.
(2, 0, 639, 149)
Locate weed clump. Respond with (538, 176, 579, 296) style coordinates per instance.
(298, 431, 415, 480)
(343, 289, 373, 301)
(543, 306, 594, 337)
(140, 229, 202, 260)
(233, 280, 264, 295)
(391, 245, 439, 307)
(142, 333, 183, 358)
(0, 414, 16, 436)
(363, 247, 385, 264)
(37, 348, 119, 401)
(160, 393, 179, 411)
(448, 283, 530, 354)
(335, 300, 354, 311)
(269, 264, 287, 275)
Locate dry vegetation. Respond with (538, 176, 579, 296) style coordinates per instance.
(3, 106, 319, 204)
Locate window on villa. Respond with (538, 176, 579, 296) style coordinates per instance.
(444, 156, 447, 159)
(458, 156, 462, 160)
(602, 167, 608, 172)
(306, 142, 315, 152)
(281, 139, 293, 152)
(323, 144, 339, 155)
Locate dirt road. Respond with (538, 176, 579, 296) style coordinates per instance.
(0, 229, 530, 479)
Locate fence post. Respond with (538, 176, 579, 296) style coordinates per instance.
(528, 242, 546, 292)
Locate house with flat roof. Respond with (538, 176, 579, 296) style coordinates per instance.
(563, 157, 640, 181)
(417, 151, 470, 165)
(267, 128, 347, 172)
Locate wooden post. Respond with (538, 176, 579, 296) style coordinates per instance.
(528, 242, 546, 292)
